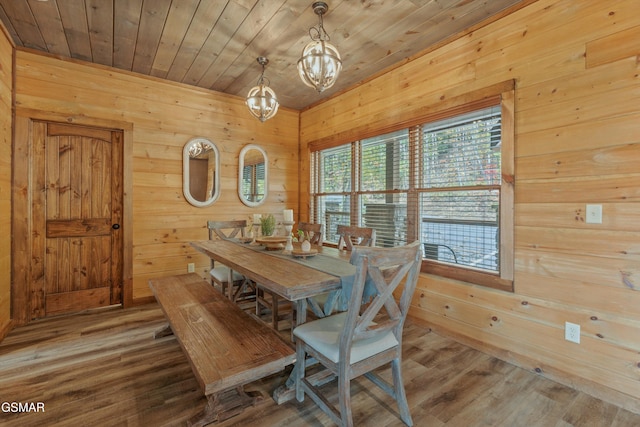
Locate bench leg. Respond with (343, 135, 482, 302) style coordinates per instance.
(188, 386, 263, 426)
(153, 323, 173, 339)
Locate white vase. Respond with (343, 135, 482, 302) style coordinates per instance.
(301, 240, 311, 252)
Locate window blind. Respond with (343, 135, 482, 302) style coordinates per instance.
(310, 104, 503, 273)
(419, 106, 501, 271)
(360, 129, 410, 247)
(311, 145, 352, 242)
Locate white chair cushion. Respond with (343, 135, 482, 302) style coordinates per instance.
(209, 265, 244, 283)
(293, 312, 398, 364)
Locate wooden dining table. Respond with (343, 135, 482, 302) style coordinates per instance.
(190, 238, 354, 403)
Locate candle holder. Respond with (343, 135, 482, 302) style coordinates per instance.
(282, 220, 294, 253)
(251, 222, 260, 244)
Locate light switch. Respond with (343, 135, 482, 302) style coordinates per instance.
(585, 204, 602, 224)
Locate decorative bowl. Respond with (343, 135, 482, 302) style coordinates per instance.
(255, 236, 288, 250)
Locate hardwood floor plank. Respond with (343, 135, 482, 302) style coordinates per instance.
(0, 303, 639, 427)
(562, 394, 621, 427)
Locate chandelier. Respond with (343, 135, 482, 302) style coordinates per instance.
(297, 2, 342, 93)
(187, 140, 211, 158)
(246, 57, 279, 122)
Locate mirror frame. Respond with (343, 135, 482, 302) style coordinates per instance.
(183, 137, 220, 207)
(238, 144, 268, 207)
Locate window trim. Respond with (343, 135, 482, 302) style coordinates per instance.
(308, 80, 515, 152)
(419, 90, 514, 292)
(309, 81, 515, 292)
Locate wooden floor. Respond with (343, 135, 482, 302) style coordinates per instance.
(1, 304, 639, 427)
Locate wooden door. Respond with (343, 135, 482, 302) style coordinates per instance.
(33, 122, 123, 318)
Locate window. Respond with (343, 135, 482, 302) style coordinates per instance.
(310, 89, 514, 291)
(419, 107, 501, 272)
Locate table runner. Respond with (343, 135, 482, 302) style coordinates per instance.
(233, 240, 376, 313)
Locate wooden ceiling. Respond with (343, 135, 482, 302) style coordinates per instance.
(0, 0, 527, 110)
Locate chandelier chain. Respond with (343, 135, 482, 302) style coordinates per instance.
(308, 13, 330, 41)
(257, 64, 271, 87)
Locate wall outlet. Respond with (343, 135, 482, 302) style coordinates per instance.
(187, 263, 195, 273)
(565, 322, 580, 344)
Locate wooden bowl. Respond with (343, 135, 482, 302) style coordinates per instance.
(256, 236, 288, 250)
(291, 249, 318, 259)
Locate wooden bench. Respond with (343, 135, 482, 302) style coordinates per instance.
(149, 273, 296, 426)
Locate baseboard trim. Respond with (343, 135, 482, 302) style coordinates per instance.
(0, 319, 14, 343)
(408, 315, 640, 415)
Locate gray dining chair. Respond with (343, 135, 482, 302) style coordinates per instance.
(293, 241, 422, 427)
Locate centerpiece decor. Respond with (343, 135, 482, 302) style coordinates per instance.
(298, 230, 312, 252)
(292, 229, 317, 258)
(260, 213, 276, 237)
(282, 209, 294, 254)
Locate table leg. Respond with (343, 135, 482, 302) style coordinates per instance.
(272, 291, 346, 404)
(274, 298, 307, 404)
(189, 386, 263, 427)
(153, 323, 173, 339)
(296, 298, 307, 326)
(274, 297, 337, 405)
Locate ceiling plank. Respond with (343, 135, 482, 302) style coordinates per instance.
(165, 0, 234, 83)
(0, 0, 46, 49)
(86, 0, 114, 67)
(202, 0, 287, 91)
(150, 0, 200, 79)
(113, 0, 142, 71)
(27, 0, 70, 57)
(57, 0, 91, 62)
(131, 0, 171, 74)
(182, 0, 258, 87)
(219, 0, 310, 95)
(0, 4, 18, 43)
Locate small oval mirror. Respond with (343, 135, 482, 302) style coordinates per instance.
(238, 144, 267, 207)
(183, 137, 220, 207)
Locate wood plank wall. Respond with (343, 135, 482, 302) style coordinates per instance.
(300, 0, 640, 414)
(0, 22, 13, 338)
(11, 50, 299, 306)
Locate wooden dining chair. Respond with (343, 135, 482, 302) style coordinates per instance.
(298, 222, 324, 245)
(293, 241, 422, 427)
(207, 220, 255, 308)
(310, 224, 376, 317)
(336, 224, 376, 251)
(257, 222, 325, 331)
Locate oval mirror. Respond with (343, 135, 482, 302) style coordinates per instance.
(183, 137, 220, 207)
(238, 144, 267, 207)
